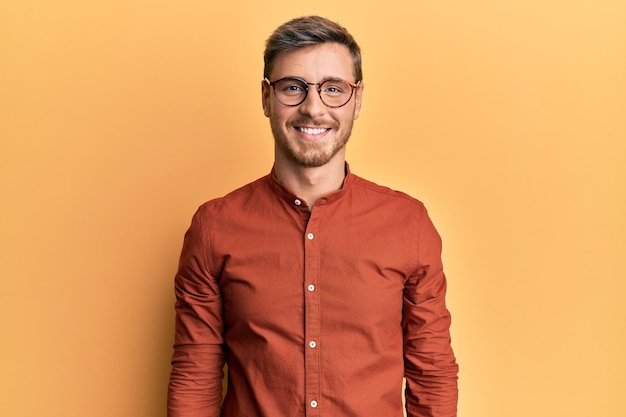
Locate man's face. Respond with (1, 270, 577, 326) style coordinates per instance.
(262, 43, 363, 168)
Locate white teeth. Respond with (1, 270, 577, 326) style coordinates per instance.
(298, 127, 327, 135)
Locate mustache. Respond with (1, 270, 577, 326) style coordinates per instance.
(288, 118, 339, 129)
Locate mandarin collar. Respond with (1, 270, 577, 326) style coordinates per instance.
(267, 162, 353, 207)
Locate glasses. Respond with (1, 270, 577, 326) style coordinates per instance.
(265, 77, 360, 108)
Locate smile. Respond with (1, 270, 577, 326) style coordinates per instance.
(297, 127, 330, 135)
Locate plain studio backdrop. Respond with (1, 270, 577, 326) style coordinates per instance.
(1, 1, 624, 416)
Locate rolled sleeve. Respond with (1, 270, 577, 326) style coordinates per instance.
(168, 207, 226, 417)
(403, 206, 459, 417)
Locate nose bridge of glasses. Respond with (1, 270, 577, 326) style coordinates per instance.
(300, 81, 325, 106)
(305, 81, 323, 91)
(302, 81, 324, 103)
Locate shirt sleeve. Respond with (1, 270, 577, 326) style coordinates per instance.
(168, 207, 226, 417)
(403, 205, 459, 417)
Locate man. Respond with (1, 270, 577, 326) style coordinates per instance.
(168, 15, 458, 417)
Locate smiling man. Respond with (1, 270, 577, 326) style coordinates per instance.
(168, 16, 458, 417)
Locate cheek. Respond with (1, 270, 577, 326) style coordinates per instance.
(269, 111, 290, 133)
(273, 108, 296, 125)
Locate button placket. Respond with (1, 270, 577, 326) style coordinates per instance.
(303, 216, 321, 416)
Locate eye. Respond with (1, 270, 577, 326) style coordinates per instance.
(276, 79, 307, 95)
(322, 80, 349, 96)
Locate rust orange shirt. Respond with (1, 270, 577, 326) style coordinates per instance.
(168, 166, 458, 417)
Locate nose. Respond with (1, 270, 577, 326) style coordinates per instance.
(298, 87, 327, 118)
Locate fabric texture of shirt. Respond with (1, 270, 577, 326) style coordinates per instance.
(168, 165, 458, 417)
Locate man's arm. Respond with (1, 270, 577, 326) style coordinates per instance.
(403, 206, 458, 417)
(168, 207, 225, 417)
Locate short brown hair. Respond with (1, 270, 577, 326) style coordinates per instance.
(263, 16, 363, 82)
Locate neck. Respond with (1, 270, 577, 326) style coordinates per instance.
(274, 156, 346, 210)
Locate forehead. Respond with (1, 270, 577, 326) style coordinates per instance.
(270, 42, 355, 81)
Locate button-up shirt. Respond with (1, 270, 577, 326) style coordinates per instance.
(168, 166, 458, 417)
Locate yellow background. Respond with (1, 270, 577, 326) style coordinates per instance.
(1, 1, 625, 416)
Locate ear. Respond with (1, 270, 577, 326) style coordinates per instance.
(352, 81, 364, 120)
(262, 79, 271, 118)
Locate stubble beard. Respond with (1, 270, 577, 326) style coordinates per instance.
(271, 117, 354, 168)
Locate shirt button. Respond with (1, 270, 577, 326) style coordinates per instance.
(307, 284, 315, 292)
(309, 340, 317, 348)
(294, 199, 301, 206)
(310, 400, 318, 408)
(307, 233, 314, 240)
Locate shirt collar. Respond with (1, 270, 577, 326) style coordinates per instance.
(267, 162, 354, 207)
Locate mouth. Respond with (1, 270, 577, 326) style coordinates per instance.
(295, 126, 331, 136)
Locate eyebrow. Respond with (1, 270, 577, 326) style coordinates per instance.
(276, 75, 352, 83)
